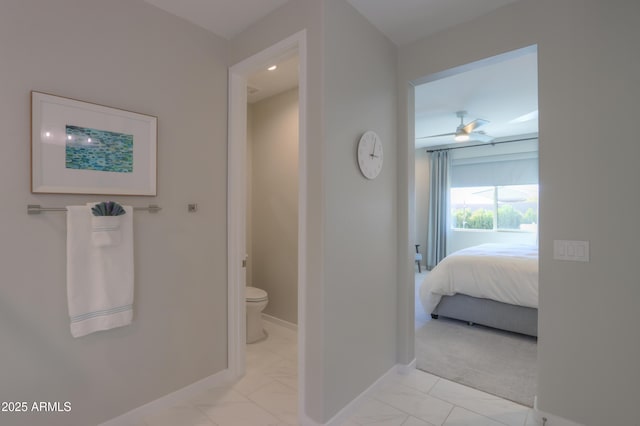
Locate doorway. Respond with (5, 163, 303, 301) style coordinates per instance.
(411, 45, 540, 407)
(227, 30, 308, 420)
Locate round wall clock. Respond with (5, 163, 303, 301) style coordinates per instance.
(357, 130, 383, 179)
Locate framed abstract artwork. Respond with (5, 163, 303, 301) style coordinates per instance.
(31, 91, 157, 195)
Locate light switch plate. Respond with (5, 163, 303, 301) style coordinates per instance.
(553, 240, 589, 262)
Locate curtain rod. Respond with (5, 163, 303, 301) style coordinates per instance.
(425, 136, 538, 153)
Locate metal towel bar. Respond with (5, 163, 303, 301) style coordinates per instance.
(27, 204, 161, 214)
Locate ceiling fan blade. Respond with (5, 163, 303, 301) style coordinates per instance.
(416, 132, 456, 140)
(462, 118, 489, 134)
(468, 132, 494, 143)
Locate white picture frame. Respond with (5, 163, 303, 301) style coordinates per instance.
(31, 91, 157, 195)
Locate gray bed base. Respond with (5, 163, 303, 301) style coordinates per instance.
(431, 294, 538, 337)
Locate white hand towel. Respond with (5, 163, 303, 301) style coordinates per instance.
(66, 206, 134, 337)
(91, 216, 123, 247)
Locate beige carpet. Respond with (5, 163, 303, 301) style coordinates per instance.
(414, 271, 537, 407)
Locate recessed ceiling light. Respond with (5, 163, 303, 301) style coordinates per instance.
(267, 65, 277, 71)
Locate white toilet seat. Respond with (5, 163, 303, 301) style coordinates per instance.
(246, 286, 268, 302)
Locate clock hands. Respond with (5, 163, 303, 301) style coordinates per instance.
(370, 141, 379, 159)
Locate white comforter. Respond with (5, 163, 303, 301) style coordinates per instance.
(420, 243, 538, 314)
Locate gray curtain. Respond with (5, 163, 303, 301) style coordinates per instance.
(426, 150, 450, 270)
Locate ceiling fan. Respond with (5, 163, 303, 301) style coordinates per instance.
(417, 110, 494, 143)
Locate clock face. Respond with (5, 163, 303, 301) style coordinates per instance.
(357, 131, 383, 179)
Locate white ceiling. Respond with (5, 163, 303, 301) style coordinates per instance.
(415, 50, 538, 149)
(143, 0, 523, 46)
(347, 0, 522, 46)
(247, 54, 299, 104)
(142, 0, 536, 148)
(143, 0, 289, 40)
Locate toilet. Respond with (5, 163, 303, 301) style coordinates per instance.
(245, 286, 268, 343)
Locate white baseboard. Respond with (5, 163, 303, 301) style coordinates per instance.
(396, 358, 417, 374)
(98, 368, 233, 426)
(321, 362, 414, 426)
(262, 313, 298, 331)
(532, 396, 585, 426)
(299, 414, 324, 426)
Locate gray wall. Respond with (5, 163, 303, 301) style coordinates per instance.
(248, 89, 299, 324)
(322, 0, 398, 419)
(398, 1, 640, 424)
(0, 1, 228, 425)
(230, 0, 397, 422)
(246, 107, 254, 285)
(9, 0, 635, 424)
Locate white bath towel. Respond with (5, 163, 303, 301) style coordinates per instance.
(66, 205, 134, 337)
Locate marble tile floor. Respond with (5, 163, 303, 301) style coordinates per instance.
(133, 320, 538, 426)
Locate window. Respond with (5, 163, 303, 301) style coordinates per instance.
(451, 184, 538, 232)
(451, 186, 494, 230)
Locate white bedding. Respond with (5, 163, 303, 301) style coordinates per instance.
(420, 243, 538, 314)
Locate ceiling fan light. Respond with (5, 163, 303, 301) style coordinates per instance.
(454, 133, 469, 142)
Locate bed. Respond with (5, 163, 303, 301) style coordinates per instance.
(419, 243, 539, 337)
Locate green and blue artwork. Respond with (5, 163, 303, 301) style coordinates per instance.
(65, 125, 133, 173)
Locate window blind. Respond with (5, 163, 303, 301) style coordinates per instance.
(450, 142, 539, 187)
(451, 157, 538, 187)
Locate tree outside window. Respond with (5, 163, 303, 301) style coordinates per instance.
(451, 185, 538, 232)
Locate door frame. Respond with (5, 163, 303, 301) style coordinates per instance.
(405, 44, 540, 362)
(227, 29, 308, 417)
